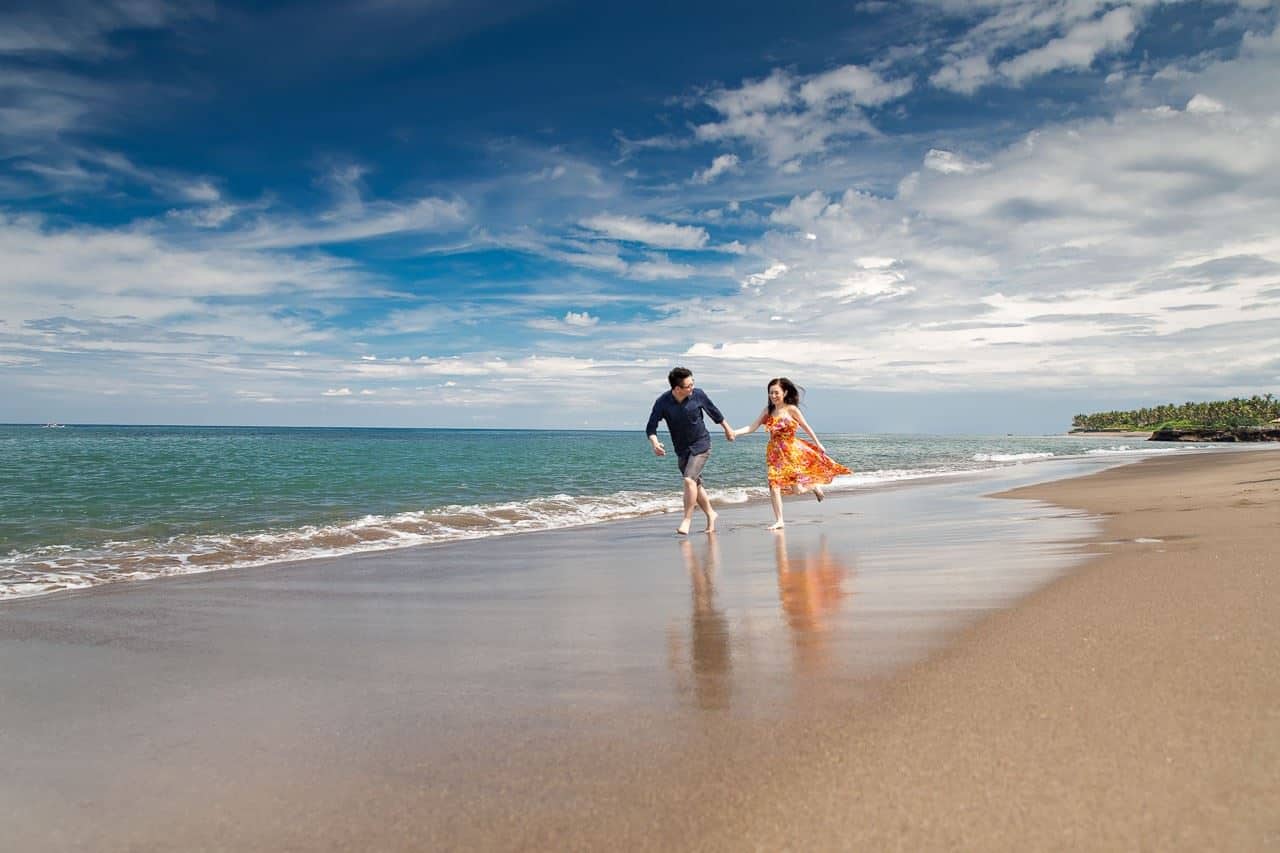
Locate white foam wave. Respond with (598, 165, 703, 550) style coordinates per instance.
(972, 452, 1055, 462)
(1084, 444, 1189, 455)
(707, 487, 756, 505)
(0, 489, 686, 602)
(840, 468, 951, 486)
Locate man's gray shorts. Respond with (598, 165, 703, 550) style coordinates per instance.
(678, 450, 710, 485)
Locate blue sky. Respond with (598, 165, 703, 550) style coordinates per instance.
(2, 0, 1278, 432)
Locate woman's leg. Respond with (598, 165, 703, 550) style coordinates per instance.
(769, 485, 785, 530)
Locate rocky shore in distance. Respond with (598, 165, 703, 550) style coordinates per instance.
(1148, 425, 1280, 442)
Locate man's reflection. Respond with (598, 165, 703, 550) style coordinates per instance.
(667, 536, 732, 710)
(774, 532, 851, 675)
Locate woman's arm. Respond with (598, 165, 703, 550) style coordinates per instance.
(790, 406, 827, 454)
(733, 408, 769, 437)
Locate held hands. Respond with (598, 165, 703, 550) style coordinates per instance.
(723, 424, 736, 442)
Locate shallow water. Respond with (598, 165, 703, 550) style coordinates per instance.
(1, 424, 1208, 600)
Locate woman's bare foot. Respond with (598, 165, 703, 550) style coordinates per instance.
(814, 487, 825, 502)
(676, 518, 692, 535)
(768, 520, 785, 531)
(704, 509, 719, 534)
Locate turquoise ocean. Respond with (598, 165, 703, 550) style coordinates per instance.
(1, 424, 1205, 601)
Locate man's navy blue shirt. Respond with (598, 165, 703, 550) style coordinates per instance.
(645, 388, 725, 456)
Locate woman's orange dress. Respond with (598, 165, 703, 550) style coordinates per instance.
(765, 413, 852, 494)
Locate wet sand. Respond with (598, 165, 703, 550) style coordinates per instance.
(1, 449, 1277, 850)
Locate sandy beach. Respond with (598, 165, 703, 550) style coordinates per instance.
(2, 448, 1277, 850)
(721, 447, 1280, 851)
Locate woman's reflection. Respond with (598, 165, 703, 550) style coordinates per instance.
(667, 537, 732, 710)
(774, 532, 851, 676)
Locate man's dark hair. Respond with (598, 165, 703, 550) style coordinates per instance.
(668, 366, 693, 389)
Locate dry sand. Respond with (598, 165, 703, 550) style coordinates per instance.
(714, 447, 1280, 851)
(2, 449, 1277, 850)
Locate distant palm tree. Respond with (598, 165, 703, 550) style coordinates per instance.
(1072, 395, 1280, 431)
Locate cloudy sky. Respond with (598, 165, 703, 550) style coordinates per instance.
(2, 0, 1278, 433)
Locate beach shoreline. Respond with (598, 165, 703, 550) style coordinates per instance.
(2, 447, 1276, 849)
(1, 425, 1176, 604)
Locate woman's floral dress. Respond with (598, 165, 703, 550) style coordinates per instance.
(765, 413, 852, 494)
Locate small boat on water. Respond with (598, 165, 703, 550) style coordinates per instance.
(42, 422, 66, 429)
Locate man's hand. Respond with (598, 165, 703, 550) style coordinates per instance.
(723, 424, 736, 442)
(652, 441, 666, 457)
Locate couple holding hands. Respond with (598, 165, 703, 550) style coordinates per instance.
(646, 366, 851, 534)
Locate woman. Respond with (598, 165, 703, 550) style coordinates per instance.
(734, 377, 852, 530)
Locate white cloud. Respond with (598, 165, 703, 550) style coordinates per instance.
(929, 54, 993, 95)
(0, 214, 362, 308)
(741, 262, 789, 290)
(798, 64, 913, 108)
(694, 64, 911, 164)
(525, 309, 606, 334)
(563, 310, 598, 327)
(548, 245, 629, 274)
(628, 254, 696, 280)
(998, 7, 1140, 84)
(834, 268, 915, 302)
(692, 153, 741, 184)
(1185, 94, 1225, 113)
(641, 38, 1280, 398)
(705, 68, 793, 118)
(323, 387, 352, 396)
(167, 203, 237, 229)
(0, 211, 374, 406)
(0, 69, 115, 154)
(930, 2, 1149, 93)
(235, 196, 468, 249)
(528, 164, 567, 181)
(579, 214, 709, 249)
(923, 148, 990, 175)
(0, 1, 209, 58)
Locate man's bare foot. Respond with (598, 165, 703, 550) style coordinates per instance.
(704, 509, 718, 534)
(676, 519, 692, 535)
(768, 520, 785, 531)
(814, 487, 824, 502)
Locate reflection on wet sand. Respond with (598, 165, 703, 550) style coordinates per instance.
(774, 532, 852, 676)
(668, 533, 856, 712)
(667, 537, 732, 710)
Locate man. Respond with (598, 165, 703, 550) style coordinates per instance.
(646, 366, 735, 535)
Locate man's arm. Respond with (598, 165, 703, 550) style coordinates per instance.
(645, 398, 667, 456)
(700, 390, 736, 442)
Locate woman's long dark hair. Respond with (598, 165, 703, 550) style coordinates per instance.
(767, 377, 802, 413)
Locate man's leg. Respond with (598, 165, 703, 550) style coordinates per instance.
(681, 451, 716, 533)
(696, 484, 718, 533)
(678, 477, 698, 535)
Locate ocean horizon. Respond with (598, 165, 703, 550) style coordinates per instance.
(1, 423, 1215, 602)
